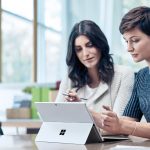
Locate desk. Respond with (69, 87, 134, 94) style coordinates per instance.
(1, 119, 42, 134)
(1, 119, 42, 128)
(0, 134, 149, 149)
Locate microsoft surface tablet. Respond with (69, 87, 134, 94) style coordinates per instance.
(35, 102, 103, 144)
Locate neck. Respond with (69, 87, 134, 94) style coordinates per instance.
(88, 68, 100, 88)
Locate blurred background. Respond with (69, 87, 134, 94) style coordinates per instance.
(0, 0, 149, 134)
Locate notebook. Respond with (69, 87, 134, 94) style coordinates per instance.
(35, 102, 128, 144)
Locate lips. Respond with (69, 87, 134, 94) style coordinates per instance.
(131, 54, 138, 57)
(84, 57, 94, 61)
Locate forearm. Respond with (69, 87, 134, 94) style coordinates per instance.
(120, 119, 150, 138)
(134, 122, 150, 139)
(119, 119, 136, 135)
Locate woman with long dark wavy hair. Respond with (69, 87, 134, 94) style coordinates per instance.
(56, 20, 134, 116)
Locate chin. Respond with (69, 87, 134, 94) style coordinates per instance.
(133, 58, 143, 63)
(85, 65, 94, 68)
(84, 63, 95, 68)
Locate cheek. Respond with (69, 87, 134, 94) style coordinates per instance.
(92, 48, 101, 57)
(137, 43, 149, 55)
(143, 46, 150, 57)
(137, 40, 150, 50)
(133, 43, 143, 52)
(76, 52, 82, 61)
(96, 52, 101, 61)
(144, 41, 150, 52)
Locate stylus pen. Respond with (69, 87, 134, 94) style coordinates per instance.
(62, 92, 88, 100)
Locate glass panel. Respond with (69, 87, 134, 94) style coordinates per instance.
(45, 30, 62, 82)
(123, 0, 150, 13)
(37, 0, 63, 83)
(1, 12, 33, 83)
(2, 0, 33, 20)
(45, 0, 62, 31)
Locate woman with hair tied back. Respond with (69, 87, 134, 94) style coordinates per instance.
(91, 6, 150, 139)
(55, 20, 134, 117)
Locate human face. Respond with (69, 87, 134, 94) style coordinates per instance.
(123, 27, 150, 64)
(74, 35, 101, 69)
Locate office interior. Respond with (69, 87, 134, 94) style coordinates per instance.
(0, 0, 149, 135)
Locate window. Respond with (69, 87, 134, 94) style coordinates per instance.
(1, 0, 33, 83)
(37, 0, 64, 83)
(123, 0, 150, 14)
(0, 0, 65, 84)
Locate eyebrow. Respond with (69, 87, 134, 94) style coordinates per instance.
(123, 36, 140, 40)
(74, 45, 81, 48)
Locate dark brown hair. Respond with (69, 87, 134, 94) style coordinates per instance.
(66, 20, 114, 88)
(119, 6, 150, 35)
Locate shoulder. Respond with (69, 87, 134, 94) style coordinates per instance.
(59, 72, 73, 89)
(114, 65, 134, 77)
(134, 67, 149, 83)
(137, 67, 149, 76)
(111, 65, 134, 87)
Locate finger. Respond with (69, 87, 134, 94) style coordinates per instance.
(65, 95, 74, 101)
(103, 105, 112, 111)
(66, 96, 80, 102)
(65, 96, 70, 101)
(68, 93, 76, 97)
(102, 115, 114, 123)
(66, 89, 71, 93)
(67, 90, 76, 97)
(102, 118, 115, 128)
(69, 94, 81, 101)
(65, 97, 72, 102)
(102, 111, 117, 117)
(65, 89, 75, 96)
(103, 121, 111, 127)
(102, 125, 112, 131)
(68, 89, 76, 94)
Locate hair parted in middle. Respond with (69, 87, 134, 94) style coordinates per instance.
(66, 20, 114, 88)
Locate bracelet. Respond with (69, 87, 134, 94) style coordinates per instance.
(131, 122, 137, 136)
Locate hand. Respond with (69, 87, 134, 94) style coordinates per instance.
(64, 90, 81, 102)
(100, 105, 122, 134)
(89, 109, 104, 128)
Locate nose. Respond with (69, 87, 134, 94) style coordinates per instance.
(127, 42, 134, 52)
(82, 48, 89, 56)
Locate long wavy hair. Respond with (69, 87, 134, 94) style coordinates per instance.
(66, 20, 114, 88)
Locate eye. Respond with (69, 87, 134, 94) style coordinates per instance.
(75, 46, 82, 52)
(86, 42, 93, 47)
(131, 39, 140, 43)
(133, 40, 139, 43)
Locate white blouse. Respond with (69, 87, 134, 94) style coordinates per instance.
(55, 65, 134, 116)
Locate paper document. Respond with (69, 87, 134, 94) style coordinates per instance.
(110, 145, 150, 150)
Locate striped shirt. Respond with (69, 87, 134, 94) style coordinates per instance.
(123, 67, 150, 122)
